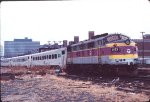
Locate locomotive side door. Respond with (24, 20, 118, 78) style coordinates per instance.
(98, 48, 102, 63)
(61, 48, 67, 70)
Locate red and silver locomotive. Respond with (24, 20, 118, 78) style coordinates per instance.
(66, 33, 138, 75)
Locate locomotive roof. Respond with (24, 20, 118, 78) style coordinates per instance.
(71, 33, 130, 46)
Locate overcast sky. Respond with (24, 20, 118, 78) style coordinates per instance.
(1, 0, 150, 46)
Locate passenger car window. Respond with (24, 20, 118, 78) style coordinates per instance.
(52, 54, 54, 59)
(58, 54, 61, 57)
(49, 55, 51, 59)
(55, 54, 57, 59)
(62, 50, 65, 55)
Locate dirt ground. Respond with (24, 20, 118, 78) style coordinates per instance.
(1, 73, 150, 102)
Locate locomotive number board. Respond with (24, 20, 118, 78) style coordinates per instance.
(104, 34, 129, 43)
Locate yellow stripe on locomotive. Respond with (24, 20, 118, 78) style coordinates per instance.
(99, 41, 138, 65)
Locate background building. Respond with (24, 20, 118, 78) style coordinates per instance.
(63, 40, 68, 47)
(0, 45, 4, 58)
(132, 34, 150, 59)
(69, 41, 74, 45)
(88, 31, 94, 39)
(4, 37, 40, 58)
(74, 36, 79, 44)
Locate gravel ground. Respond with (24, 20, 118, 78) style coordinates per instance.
(1, 74, 150, 102)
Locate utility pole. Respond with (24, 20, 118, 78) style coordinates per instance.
(140, 32, 145, 65)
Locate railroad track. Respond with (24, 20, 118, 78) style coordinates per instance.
(60, 73, 150, 82)
(59, 74, 150, 95)
(118, 75, 150, 82)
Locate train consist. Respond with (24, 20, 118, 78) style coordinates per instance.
(1, 33, 139, 76)
(1, 47, 67, 71)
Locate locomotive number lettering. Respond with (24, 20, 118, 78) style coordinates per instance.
(107, 35, 119, 42)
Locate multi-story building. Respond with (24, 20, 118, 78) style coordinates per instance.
(0, 45, 4, 58)
(88, 31, 94, 39)
(74, 36, 79, 44)
(4, 37, 40, 58)
(132, 34, 150, 59)
(69, 41, 74, 45)
(63, 40, 68, 47)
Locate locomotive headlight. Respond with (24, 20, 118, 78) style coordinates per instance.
(113, 43, 117, 47)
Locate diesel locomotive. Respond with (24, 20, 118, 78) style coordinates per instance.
(66, 33, 138, 76)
